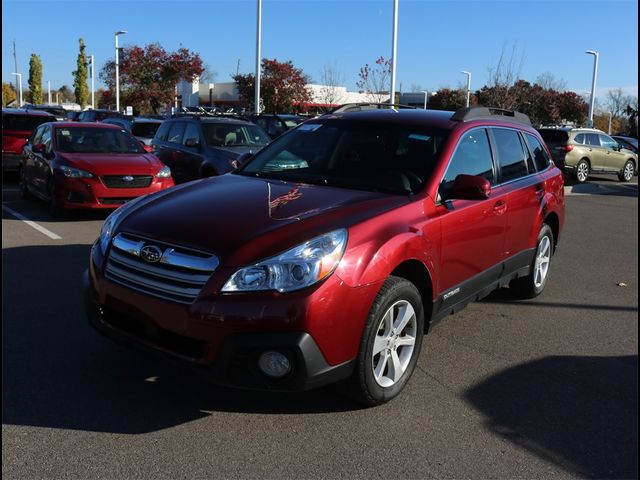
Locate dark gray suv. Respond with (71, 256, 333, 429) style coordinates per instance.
(151, 115, 271, 184)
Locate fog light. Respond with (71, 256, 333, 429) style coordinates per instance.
(257, 351, 291, 378)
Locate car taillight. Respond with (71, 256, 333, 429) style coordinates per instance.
(565, 145, 574, 152)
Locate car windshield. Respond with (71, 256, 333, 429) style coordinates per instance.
(238, 120, 448, 195)
(55, 127, 145, 154)
(132, 122, 161, 139)
(201, 123, 270, 147)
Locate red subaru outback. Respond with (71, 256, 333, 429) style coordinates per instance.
(84, 106, 565, 405)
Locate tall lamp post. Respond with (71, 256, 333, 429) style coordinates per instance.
(11, 72, 23, 107)
(89, 55, 95, 109)
(255, 0, 262, 114)
(608, 112, 612, 134)
(115, 30, 127, 112)
(461, 70, 471, 107)
(421, 90, 437, 109)
(389, 0, 399, 106)
(585, 50, 599, 128)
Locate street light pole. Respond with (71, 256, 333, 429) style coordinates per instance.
(421, 90, 429, 109)
(89, 55, 95, 109)
(389, 0, 399, 106)
(115, 30, 127, 112)
(585, 50, 599, 128)
(255, 0, 262, 114)
(11, 72, 23, 107)
(48, 80, 51, 104)
(608, 112, 612, 135)
(461, 70, 471, 107)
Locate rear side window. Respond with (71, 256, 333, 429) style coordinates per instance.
(492, 128, 530, 182)
(2, 114, 51, 131)
(574, 133, 585, 144)
(524, 134, 551, 171)
(154, 122, 171, 142)
(441, 129, 495, 189)
(167, 122, 186, 144)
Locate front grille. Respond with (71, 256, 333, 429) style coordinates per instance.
(102, 175, 153, 188)
(105, 233, 219, 304)
(99, 197, 136, 205)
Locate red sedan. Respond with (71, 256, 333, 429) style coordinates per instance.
(19, 122, 174, 215)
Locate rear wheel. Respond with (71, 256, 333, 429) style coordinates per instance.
(510, 224, 554, 299)
(342, 276, 424, 406)
(575, 159, 590, 183)
(618, 160, 635, 182)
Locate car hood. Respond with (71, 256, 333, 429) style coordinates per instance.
(207, 145, 265, 158)
(59, 152, 163, 174)
(117, 173, 411, 266)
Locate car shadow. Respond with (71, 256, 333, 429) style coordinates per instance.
(2, 198, 112, 223)
(2, 244, 361, 435)
(465, 354, 637, 479)
(563, 175, 638, 198)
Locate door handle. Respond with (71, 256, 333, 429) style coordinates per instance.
(493, 200, 507, 215)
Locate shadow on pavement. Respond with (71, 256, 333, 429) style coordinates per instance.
(2, 244, 360, 436)
(465, 354, 638, 479)
(563, 175, 638, 198)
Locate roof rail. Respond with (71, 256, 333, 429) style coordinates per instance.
(451, 107, 531, 126)
(330, 102, 416, 113)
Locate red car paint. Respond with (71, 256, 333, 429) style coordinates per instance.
(20, 122, 174, 210)
(84, 108, 565, 395)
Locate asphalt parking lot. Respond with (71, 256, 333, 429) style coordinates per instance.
(2, 173, 638, 479)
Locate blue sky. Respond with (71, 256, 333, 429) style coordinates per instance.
(2, 0, 638, 100)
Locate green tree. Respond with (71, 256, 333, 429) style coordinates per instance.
(28, 54, 43, 105)
(2, 82, 16, 107)
(73, 38, 89, 108)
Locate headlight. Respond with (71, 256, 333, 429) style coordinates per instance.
(222, 229, 348, 293)
(156, 165, 171, 178)
(60, 165, 93, 178)
(98, 194, 148, 254)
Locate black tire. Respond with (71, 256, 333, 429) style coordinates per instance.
(618, 160, 635, 182)
(510, 224, 554, 299)
(19, 166, 32, 199)
(342, 276, 424, 406)
(574, 159, 590, 183)
(47, 178, 63, 217)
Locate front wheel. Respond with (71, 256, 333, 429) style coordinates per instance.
(510, 224, 554, 299)
(47, 179, 64, 217)
(342, 276, 424, 406)
(618, 160, 635, 182)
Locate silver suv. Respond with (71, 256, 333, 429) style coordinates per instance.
(538, 127, 637, 183)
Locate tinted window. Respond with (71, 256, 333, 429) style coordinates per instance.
(492, 128, 529, 182)
(538, 129, 569, 143)
(599, 134, 618, 150)
(241, 121, 448, 195)
(2, 114, 52, 131)
(132, 122, 161, 139)
(441, 129, 494, 190)
(31, 125, 46, 145)
(41, 125, 52, 152)
(201, 123, 270, 147)
(183, 122, 200, 145)
(574, 134, 585, 144)
(585, 133, 600, 146)
(525, 134, 551, 171)
(167, 122, 186, 144)
(154, 122, 171, 142)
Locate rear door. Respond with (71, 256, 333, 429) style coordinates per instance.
(585, 133, 606, 169)
(435, 127, 508, 308)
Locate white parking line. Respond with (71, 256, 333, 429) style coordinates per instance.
(2, 205, 62, 240)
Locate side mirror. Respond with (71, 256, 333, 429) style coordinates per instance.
(32, 143, 46, 154)
(184, 137, 200, 148)
(232, 152, 253, 170)
(446, 174, 491, 200)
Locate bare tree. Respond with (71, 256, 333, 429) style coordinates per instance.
(318, 61, 345, 106)
(199, 62, 218, 83)
(483, 43, 526, 109)
(356, 56, 392, 103)
(535, 72, 567, 92)
(605, 88, 633, 119)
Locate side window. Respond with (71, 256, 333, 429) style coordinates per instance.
(31, 125, 45, 145)
(154, 122, 171, 142)
(440, 129, 494, 197)
(492, 128, 529, 182)
(183, 122, 200, 146)
(167, 122, 186, 144)
(574, 133, 585, 144)
(524, 133, 551, 171)
(585, 133, 600, 146)
(40, 126, 52, 152)
(599, 134, 618, 150)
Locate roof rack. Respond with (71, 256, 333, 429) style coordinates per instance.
(450, 107, 531, 125)
(330, 103, 416, 113)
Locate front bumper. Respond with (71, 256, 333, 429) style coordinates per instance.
(83, 244, 378, 391)
(54, 174, 174, 210)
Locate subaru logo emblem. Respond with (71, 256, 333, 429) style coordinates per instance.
(122, 175, 134, 182)
(140, 245, 163, 263)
